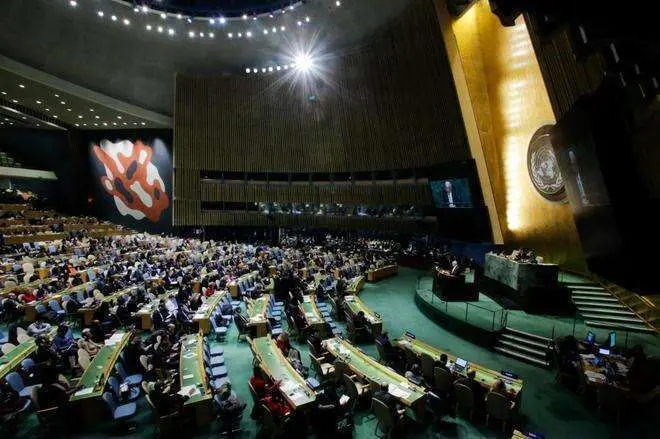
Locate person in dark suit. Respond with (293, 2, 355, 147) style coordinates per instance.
(455, 370, 486, 409)
(151, 303, 170, 330)
(373, 383, 405, 420)
(440, 180, 461, 208)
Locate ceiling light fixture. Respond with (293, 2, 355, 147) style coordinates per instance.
(19, 84, 25, 88)
(69, 0, 77, 7)
(111, 15, 118, 21)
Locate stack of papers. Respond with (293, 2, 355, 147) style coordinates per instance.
(74, 387, 94, 397)
(105, 333, 124, 346)
(303, 296, 311, 303)
(178, 385, 201, 397)
(388, 383, 412, 399)
(585, 371, 607, 382)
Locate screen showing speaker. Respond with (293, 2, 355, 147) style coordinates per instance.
(430, 178, 473, 208)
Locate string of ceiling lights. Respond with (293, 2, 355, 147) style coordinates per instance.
(61, 1, 345, 41)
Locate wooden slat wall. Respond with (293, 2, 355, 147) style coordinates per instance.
(198, 211, 437, 233)
(200, 182, 432, 206)
(174, 0, 465, 227)
(525, 15, 607, 120)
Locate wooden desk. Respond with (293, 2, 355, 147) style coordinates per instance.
(70, 331, 130, 423)
(366, 265, 398, 282)
(344, 295, 382, 335)
(135, 291, 175, 330)
(191, 269, 218, 295)
(24, 281, 96, 322)
(346, 276, 365, 295)
(0, 277, 57, 298)
(78, 285, 140, 326)
(0, 203, 29, 212)
(395, 334, 524, 398)
(578, 353, 630, 391)
(179, 332, 213, 425)
(249, 336, 316, 410)
(4, 233, 68, 245)
(322, 337, 426, 416)
(247, 294, 270, 338)
(0, 328, 57, 380)
(192, 291, 227, 334)
(299, 295, 327, 337)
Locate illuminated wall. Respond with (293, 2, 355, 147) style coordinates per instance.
(438, 0, 585, 270)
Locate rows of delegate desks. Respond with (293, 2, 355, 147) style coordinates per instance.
(247, 293, 271, 337)
(193, 291, 228, 334)
(299, 294, 327, 337)
(179, 332, 214, 425)
(343, 294, 383, 335)
(250, 335, 317, 410)
(0, 327, 58, 380)
(395, 333, 524, 401)
(323, 337, 428, 418)
(78, 285, 141, 326)
(70, 331, 131, 422)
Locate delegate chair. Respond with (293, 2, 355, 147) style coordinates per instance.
(77, 349, 91, 370)
(342, 373, 370, 410)
(108, 376, 141, 402)
(5, 371, 41, 398)
(203, 342, 224, 358)
(145, 394, 180, 437)
(309, 353, 335, 382)
(102, 391, 137, 425)
(453, 382, 475, 421)
(373, 397, 400, 439)
(35, 406, 62, 434)
(486, 392, 515, 432)
(433, 367, 455, 397)
(115, 362, 143, 387)
(210, 318, 228, 341)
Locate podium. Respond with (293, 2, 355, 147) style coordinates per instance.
(432, 268, 478, 301)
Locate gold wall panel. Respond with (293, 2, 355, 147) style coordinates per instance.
(443, 0, 585, 270)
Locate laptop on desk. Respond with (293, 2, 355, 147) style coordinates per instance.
(453, 358, 468, 374)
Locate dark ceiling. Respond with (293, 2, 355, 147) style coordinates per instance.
(119, 0, 299, 17)
(0, 0, 413, 116)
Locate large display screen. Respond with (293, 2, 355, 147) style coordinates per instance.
(430, 178, 473, 208)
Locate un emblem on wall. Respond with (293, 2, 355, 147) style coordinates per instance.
(527, 125, 566, 202)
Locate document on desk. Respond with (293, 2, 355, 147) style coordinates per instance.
(182, 374, 194, 380)
(74, 387, 94, 397)
(388, 383, 412, 399)
(178, 385, 201, 397)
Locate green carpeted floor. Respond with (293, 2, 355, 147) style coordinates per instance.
(5, 267, 659, 438)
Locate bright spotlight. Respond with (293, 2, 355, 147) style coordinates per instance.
(294, 55, 314, 72)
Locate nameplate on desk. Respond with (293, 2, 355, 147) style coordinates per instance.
(501, 370, 519, 379)
(404, 331, 416, 339)
(526, 432, 545, 439)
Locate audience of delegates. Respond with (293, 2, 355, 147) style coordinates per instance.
(2, 194, 658, 438)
